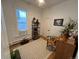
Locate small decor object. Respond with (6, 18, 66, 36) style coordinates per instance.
(36, 19, 40, 26)
(20, 39, 29, 45)
(47, 45, 53, 51)
(10, 49, 21, 59)
(54, 19, 64, 26)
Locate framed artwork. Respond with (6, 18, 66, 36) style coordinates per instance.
(54, 19, 64, 26)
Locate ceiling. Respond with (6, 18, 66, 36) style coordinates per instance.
(23, 0, 68, 8)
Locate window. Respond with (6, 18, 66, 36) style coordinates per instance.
(16, 9, 27, 31)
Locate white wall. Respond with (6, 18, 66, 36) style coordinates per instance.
(41, 0, 78, 37)
(1, 5, 11, 59)
(2, 0, 42, 44)
(2, 0, 78, 44)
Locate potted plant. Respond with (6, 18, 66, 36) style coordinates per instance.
(61, 18, 77, 38)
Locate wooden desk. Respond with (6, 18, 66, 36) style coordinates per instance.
(47, 34, 75, 47)
(55, 35, 76, 59)
(55, 40, 75, 59)
(47, 34, 69, 47)
(47, 35, 76, 59)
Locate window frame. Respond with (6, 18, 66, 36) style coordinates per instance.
(16, 8, 28, 32)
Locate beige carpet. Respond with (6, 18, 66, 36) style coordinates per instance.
(14, 38, 52, 59)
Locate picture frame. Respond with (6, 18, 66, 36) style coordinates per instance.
(54, 19, 64, 26)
